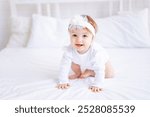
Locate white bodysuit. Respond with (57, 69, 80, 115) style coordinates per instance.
(59, 42, 109, 87)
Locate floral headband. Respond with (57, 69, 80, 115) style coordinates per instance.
(68, 15, 95, 36)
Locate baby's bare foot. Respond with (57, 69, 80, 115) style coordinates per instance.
(80, 69, 95, 78)
(69, 74, 80, 80)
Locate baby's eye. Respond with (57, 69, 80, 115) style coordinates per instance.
(72, 34, 77, 37)
(83, 35, 88, 37)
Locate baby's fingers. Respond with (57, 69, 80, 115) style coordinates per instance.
(57, 84, 65, 89)
(57, 83, 70, 89)
(89, 86, 102, 93)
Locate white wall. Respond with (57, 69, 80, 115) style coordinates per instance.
(0, 0, 149, 50)
(0, 0, 10, 50)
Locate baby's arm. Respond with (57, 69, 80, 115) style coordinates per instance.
(57, 50, 72, 89)
(89, 69, 104, 93)
(89, 53, 106, 93)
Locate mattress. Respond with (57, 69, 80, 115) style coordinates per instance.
(0, 48, 150, 100)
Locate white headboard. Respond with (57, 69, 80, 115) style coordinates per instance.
(10, 0, 134, 18)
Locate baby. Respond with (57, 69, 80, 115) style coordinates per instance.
(57, 15, 114, 93)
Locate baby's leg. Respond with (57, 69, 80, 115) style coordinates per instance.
(69, 62, 82, 79)
(69, 60, 114, 79)
(105, 60, 114, 78)
(81, 60, 114, 79)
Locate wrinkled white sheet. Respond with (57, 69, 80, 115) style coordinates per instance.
(0, 48, 150, 100)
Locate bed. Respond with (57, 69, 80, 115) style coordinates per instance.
(1, 0, 150, 99)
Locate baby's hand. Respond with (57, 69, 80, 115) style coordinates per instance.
(57, 83, 70, 89)
(89, 86, 102, 93)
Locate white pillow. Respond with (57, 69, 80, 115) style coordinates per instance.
(27, 14, 70, 48)
(95, 8, 150, 48)
(27, 8, 150, 48)
(7, 16, 31, 47)
(118, 8, 149, 35)
(57, 18, 70, 46)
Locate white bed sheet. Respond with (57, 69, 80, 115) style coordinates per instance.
(0, 48, 150, 100)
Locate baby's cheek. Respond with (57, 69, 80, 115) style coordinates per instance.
(85, 42, 92, 47)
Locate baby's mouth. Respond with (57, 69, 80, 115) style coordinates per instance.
(75, 44, 84, 47)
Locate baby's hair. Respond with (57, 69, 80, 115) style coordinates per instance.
(82, 15, 98, 33)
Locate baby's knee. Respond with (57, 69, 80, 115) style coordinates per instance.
(105, 61, 115, 78)
(71, 62, 80, 69)
(105, 73, 114, 78)
(105, 69, 115, 78)
(71, 62, 81, 74)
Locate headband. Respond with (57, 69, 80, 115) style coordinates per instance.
(68, 15, 95, 36)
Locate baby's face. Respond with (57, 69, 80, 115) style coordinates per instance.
(69, 28, 93, 54)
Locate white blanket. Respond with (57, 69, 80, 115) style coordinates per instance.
(0, 48, 150, 99)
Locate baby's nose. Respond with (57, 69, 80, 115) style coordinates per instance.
(76, 37, 83, 42)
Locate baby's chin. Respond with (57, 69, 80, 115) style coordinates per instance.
(76, 48, 88, 54)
